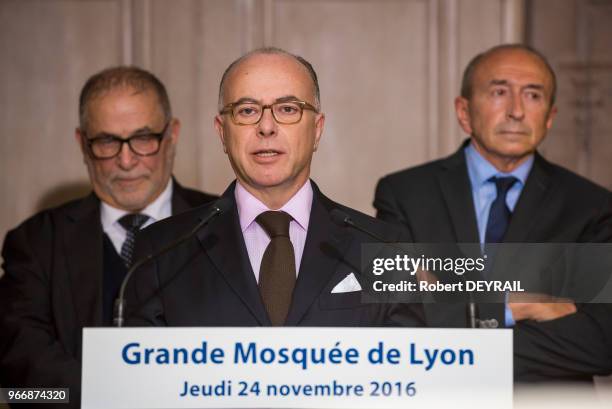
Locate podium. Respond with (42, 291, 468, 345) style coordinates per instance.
(82, 327, 511, 409)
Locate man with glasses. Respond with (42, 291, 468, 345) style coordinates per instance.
(0, 66, 216, 407)
(126, 48, 423, 330)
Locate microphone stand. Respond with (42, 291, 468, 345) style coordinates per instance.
(113, 199, 230, 327)
(330, 209, 480, 328)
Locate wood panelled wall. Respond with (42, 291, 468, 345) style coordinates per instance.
(2, 0, 611, 400)
(0, 0, 525, 251)
(528, 0, 612, 192)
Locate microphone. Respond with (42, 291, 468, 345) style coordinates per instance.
(330, 209, 479, 328)
(330, 209, 412, 256)
(113, 197, 232, 327)
(330, 208, 392, 245)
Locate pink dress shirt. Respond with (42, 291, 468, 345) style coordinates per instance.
(234, 181, 312, 282)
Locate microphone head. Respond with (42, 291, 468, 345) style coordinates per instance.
(212, 197, 232, 214)
(330, 208, 352, 227)
(190, 197, 233, 240)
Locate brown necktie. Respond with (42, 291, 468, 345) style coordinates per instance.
(256, 211, 296, 325)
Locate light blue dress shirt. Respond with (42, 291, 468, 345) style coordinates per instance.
(464, 142, 534, 326)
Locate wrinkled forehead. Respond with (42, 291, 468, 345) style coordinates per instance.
(90, 86, 162, 113)
(474, 49, 554, 91)
(85, 86, 165, 133)
(222, 53, 316, 104)
(87, 86, 161, 113)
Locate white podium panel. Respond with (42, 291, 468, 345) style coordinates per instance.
(82, 327, 511, 409)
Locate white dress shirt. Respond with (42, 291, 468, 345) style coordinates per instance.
(100, 179, 173, 254)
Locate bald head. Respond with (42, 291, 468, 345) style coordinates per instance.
(461, 44, 557, 106)
(218, 47, 320, 111)
(213, 47, 325, 210)
(454, 43, 558, 173)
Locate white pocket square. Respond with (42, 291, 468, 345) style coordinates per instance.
(331, 273, 362, 293)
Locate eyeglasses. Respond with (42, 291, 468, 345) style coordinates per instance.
(220, 100, 318, 125)
(84, 122, 169, 160)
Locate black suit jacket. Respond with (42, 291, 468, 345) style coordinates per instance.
(0, 181, 216, 408)
(374, 143, 612, 381)
(126, 181, 423, 328)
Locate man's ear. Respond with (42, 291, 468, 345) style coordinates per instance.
(312, 113, 325, 152)
(75, 128, 93, 165)
(214, 115, 228, 153)
(75, 128, 87, 157)
(454, 96, 473, 135)
(545, 105, 558, 130)
(168, 118, 181, 145)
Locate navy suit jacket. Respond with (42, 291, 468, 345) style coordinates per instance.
(0, 181, 217, 408)
(374, 143, 612, 381)
(126, 181, 424, 328)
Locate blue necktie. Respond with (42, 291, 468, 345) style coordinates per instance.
(485, 176, 518, 244)
(484, 176, 518, 327)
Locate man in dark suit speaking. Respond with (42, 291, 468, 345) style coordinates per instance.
(126, 48, 422, 329)
(0, 66, 216, 407)
(374, 44, 612, 381)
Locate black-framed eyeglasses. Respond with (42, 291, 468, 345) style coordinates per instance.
(84, 122, 170, 160)
(220, 100, 318, 125)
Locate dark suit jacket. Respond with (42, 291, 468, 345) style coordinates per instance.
(374, 143, 612, 381)
(126, 181, 423, 328)
(0, 181, 216, 408)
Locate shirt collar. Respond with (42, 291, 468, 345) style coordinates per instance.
(465, 141, 533, 187)
(100, 178, 173, 229)
(235, 180, 313, 232)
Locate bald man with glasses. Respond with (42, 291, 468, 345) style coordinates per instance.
(125, 47, 423, 331)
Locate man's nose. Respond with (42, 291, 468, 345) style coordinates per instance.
(117, 141, 138, 169)
(508, 93, 525, 121)
(257, 107, 277, 138)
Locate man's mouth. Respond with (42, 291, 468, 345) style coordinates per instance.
(253, 149, 282, 157)
(114, 176, 145, 184)
(498, 129, 529, 135)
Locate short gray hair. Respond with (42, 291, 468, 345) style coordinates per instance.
(460, 43, 557, 106)
(79, 66, 172, 131)
(217, 47, 321, 111)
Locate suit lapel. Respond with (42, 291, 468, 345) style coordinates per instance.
(171, 180, 192, 215)
(196, 182, 353, 326)
(63, 194, 104, 327)
(437, 147, 480, 243)
(196, 185, 271, 325)
(504, 153, 553, 242)
(284, 187, 352, 325)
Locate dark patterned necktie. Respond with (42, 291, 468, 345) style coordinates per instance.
(485, 176, 518, 244)
(118, 213, 150, 268)
(256, 211, 296, 325)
